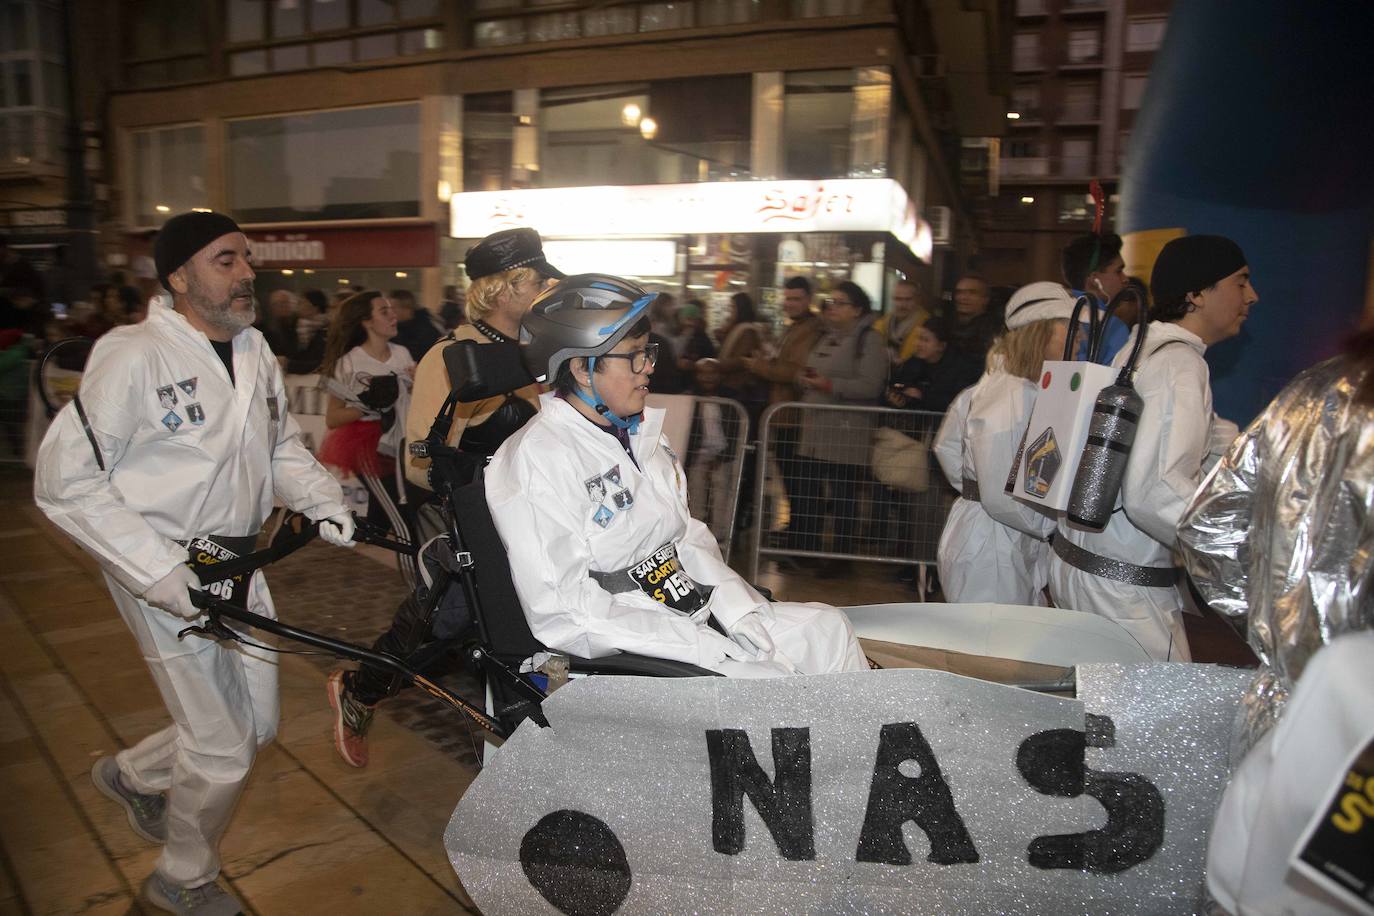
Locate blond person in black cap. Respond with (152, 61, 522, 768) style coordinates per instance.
(326, 228, 561, 768)
(35, 210, 354, 914)
(1048, 234, 1258, 662)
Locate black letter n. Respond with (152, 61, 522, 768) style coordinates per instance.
(706, 728, 815, 860)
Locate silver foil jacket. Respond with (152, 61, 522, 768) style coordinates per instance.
(1177, 353, 1374, 754)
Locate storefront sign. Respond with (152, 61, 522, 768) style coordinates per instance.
(244, 223, 438, 268)
(448, 664, 1250, 915)
(450, 179, 934, 264)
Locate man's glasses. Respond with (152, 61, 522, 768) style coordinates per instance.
(598, 342, 659, 374)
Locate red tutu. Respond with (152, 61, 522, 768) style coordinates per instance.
(317, 420, 383, 476)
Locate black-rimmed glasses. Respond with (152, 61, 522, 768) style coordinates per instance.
(598, 342, 659, 374)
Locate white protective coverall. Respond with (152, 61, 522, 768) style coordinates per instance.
(35, 298, 347, 887)
(936, 370, 1053, 605)
(1048, 321, 1232, 661)
(485, 393, 868, 676)
(1206, 631, 1374, 916)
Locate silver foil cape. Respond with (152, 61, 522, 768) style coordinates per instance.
(1177, 353, 1374, 753)
(446, 665, 1250, 915)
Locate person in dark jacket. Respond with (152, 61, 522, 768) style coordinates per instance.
(885, 316, 982, 432)
(881, 316, 980, 587)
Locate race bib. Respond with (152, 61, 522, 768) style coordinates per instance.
(628, 543, 709, 617)
(184, 535, 257, 612)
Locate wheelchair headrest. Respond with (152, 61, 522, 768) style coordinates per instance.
(442, 339, 538, 403)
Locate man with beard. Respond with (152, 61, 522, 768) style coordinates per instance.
(35, 210, 356, 915)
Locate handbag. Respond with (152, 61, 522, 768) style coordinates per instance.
(870, 426, 930, 493)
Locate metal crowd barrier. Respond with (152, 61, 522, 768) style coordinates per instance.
(679, 395, 751, 562)
(747, 401, 954, 582)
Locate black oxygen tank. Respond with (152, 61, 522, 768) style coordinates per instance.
(1066, 289, 1149, 530)
(1066, 382, 1143, 529)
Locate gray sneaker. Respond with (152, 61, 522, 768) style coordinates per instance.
(91, 756, 166, 843)
(142, 873, 244, 915)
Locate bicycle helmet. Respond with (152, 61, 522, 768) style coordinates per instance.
(522, 273, 659, 431)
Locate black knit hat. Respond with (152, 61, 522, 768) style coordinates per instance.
(464, 228, 563, 282)
(1150, 235, 1248, 305)
(153, 211, 243, 290)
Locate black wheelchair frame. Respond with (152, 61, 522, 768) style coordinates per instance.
(190, 339, 719, 747)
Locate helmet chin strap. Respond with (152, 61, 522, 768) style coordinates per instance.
(574, 356, 641, 434)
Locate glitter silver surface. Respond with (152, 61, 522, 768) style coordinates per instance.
(1177, 354, 1374, 754)
(447, 665, 1252, 915)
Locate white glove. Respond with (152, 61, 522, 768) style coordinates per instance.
(318, 512, 356, 548)
(725, 612, 801, 674)
(143, 564, 202, 619)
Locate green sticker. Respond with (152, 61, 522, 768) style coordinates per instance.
(1070, 372, 1082, 391)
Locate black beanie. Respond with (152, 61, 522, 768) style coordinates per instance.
(154, 211, 243, 290)
(1150, 235, 1247, 305)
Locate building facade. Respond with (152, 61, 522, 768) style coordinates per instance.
(81, 0, 1009, 330)
(969, 0, 1169, 287)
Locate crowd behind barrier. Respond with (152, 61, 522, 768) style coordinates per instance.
(748, 402, 952, 583)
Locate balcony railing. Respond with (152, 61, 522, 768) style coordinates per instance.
(999, 157, 1050, 178)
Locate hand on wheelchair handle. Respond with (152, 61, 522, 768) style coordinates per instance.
(318, 512, 357, 548)
(144, 564, 202, 620)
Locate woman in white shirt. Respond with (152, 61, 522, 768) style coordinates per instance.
(317, 290, 416, 538)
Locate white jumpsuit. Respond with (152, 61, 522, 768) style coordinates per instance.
(1048, 321, 1231, 661)
(35, 299, 346, 887)
(937, 370, 1053, 605)
(485, 394, 867, 676)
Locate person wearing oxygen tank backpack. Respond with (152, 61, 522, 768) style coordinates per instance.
(1047, 235, 1256, 661)
(935, 282, 1076, 606)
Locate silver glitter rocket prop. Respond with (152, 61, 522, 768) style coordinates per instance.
(447, 665, 1250, 915)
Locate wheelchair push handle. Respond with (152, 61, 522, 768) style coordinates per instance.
(184, 588, 509, 739)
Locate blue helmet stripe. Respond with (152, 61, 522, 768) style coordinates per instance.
(597, 292, 657, 336)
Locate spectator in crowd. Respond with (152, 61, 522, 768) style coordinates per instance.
(647, 291, 685, 394)
(0, 299, 32, 457)
(74, 283, 116, 338)
(439, 283, 467, 330)
(673, 298, 716, 376)
(1049, 235, 1258, 661)
(1116, 276, 1148, 328)
(104, 284, 145, 327)
(0, 232, 46, 335)
(714, 292, 769, 471)
(744, 276, 824, 546)
(329, 229, 559, 768)
(885, 315, 983, 426)
(872, 278, 931, 371)
(879, 314, 979, 589)
(792, 281, 886, 568)
(685, 358, 742, 535)
(257, 289, 298, 369)
(937, 282, 1075, 606)
(316, 290, 417, 539)
(946, 273, 1001, 364)
(390, 288, 442, 362)
(289, 288, 329, 374)
(1062, 231, 1131, 361)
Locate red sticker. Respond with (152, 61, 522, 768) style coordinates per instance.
(1041, 371, 1052, 389)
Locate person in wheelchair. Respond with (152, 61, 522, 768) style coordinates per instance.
(485, 274, 869, 677)
(326, 228, 561, 768)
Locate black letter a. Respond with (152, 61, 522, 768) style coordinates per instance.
(706, 728, 815, 860)
(855, 722, 979, 865)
